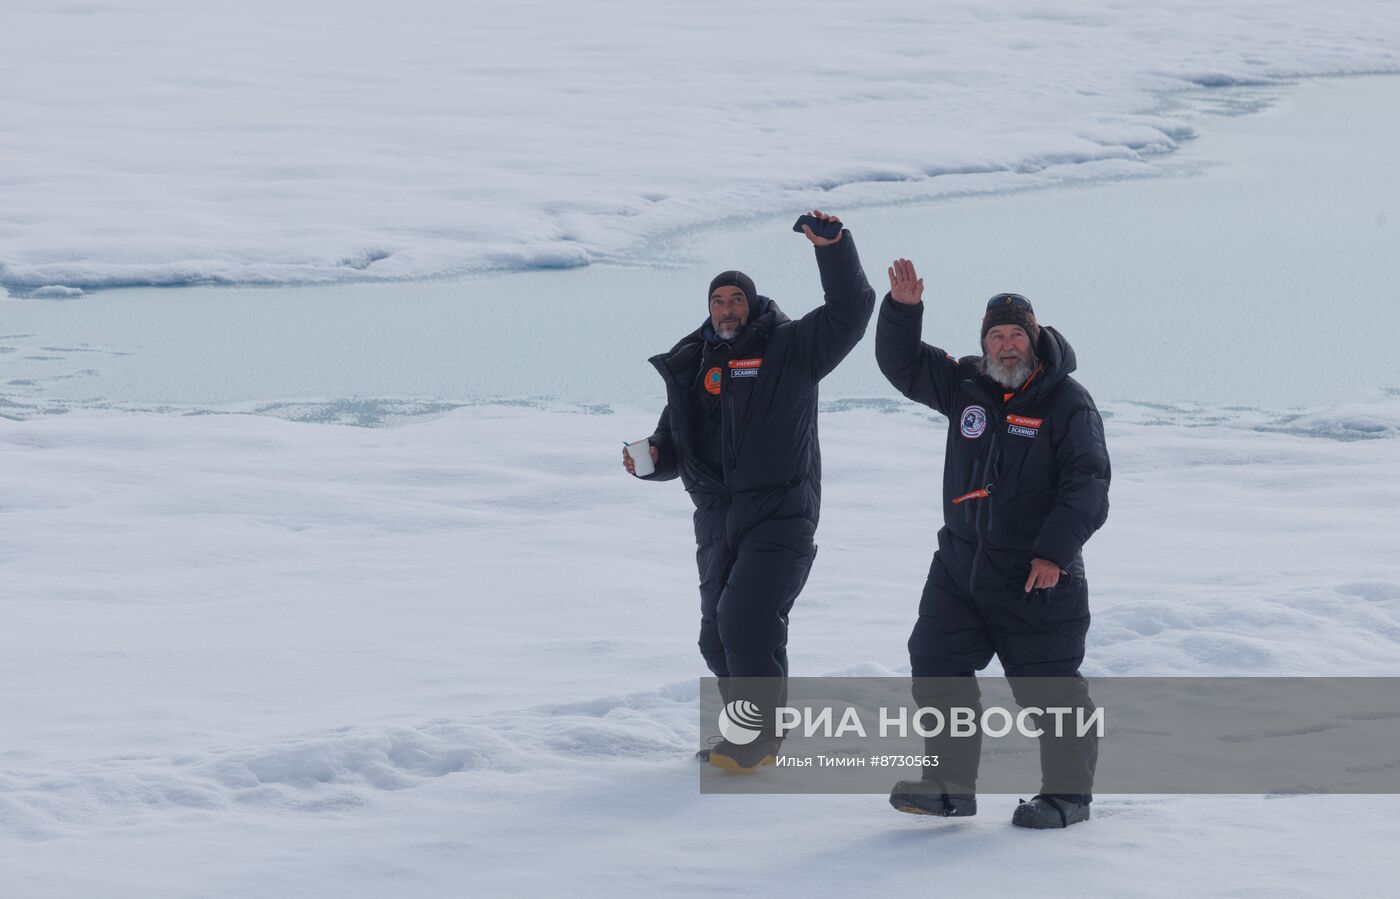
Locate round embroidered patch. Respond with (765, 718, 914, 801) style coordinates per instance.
(704, 367, 723, 396)
(960, 405, 987, 438)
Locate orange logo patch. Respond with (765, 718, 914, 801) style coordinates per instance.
(704, 367, 723, 395)
(1007, 415, 1043, 428)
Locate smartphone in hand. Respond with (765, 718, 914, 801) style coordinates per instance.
(792, 214, 842, 240)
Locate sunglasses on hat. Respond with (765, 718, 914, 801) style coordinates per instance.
(987, 293, 1032, 310)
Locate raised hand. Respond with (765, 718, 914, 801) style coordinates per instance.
(800, 209, 844, 246)
(887, 258, 924, 305)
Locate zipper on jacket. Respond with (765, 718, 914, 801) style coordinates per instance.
(723, 366, 737, 476)
(967, 424, 1002, 595)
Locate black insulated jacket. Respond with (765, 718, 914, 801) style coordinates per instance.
(875, 295, 1110, 585)
(640, 235, 876, 527)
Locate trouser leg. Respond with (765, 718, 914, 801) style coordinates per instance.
(984, 568, 1095, 798)
(695, 512, 733, 688)
(909, 552, 995, 791)
(715, 537, 816, 740)
(1006, 674, 1097, 797)
(698, 577, 729, 680)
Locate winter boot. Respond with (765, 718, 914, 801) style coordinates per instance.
(696, 735, 722, 762)
(707, 738, 780, 772)
(1012, 794, 1091, 829)
(697, 735, 773, 764)
(697, 747, 776, 765)
(889, 780, 977, 817)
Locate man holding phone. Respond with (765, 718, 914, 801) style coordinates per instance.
(623, 210, 875, 771)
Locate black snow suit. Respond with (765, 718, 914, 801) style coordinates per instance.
(875, 294, 1110, 796)
(638, 234, 875, 703)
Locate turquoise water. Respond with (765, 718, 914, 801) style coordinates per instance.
(3, 76, 1397, 420)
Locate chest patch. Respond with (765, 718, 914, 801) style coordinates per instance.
(1007, 414, 1042, 438)
(729, 357, 762, 379)
(960, 405, 988, 439)
(704, 367, 723, 395)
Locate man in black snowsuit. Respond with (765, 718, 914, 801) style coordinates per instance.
(622, 211, 876, 771)
(876, 258, 1110, 828)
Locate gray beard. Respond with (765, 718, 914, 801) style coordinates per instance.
(715, 323, 744, 342)
(980, 350, 1038, 389)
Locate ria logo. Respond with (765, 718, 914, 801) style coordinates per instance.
(718, 699, 764, 745)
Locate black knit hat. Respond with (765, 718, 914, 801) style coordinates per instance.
(981, 292, 1039, 345)
(709, 270, 759, 320)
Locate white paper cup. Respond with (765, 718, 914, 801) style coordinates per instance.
(626, 439, 654, 477)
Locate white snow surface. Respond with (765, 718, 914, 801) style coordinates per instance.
(3, 0, 1399, 292)
(2, 403, 1398, 895)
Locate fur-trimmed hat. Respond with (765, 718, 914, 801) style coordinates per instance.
(709, 270, 759, 320)
(981, 292, 1039, 345)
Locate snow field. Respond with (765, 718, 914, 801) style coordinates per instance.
(2, 402, 1398, 894)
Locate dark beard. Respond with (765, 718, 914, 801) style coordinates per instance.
(979, 349, 1038, 389)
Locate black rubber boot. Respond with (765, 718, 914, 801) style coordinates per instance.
(707, 738, 780, 772)
(696, 746, 773, 765)
(1012, 794, 1091, 829)
(889, 780, 977, 817)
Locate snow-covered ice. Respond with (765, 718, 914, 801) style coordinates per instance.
(6, 70, 1400, 416)
(2, 404, 1398, 894)
(3, 0, 1399, 292)
(3, 2, 1400, 895)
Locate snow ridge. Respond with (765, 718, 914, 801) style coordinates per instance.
(0, 686, 696, 841)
